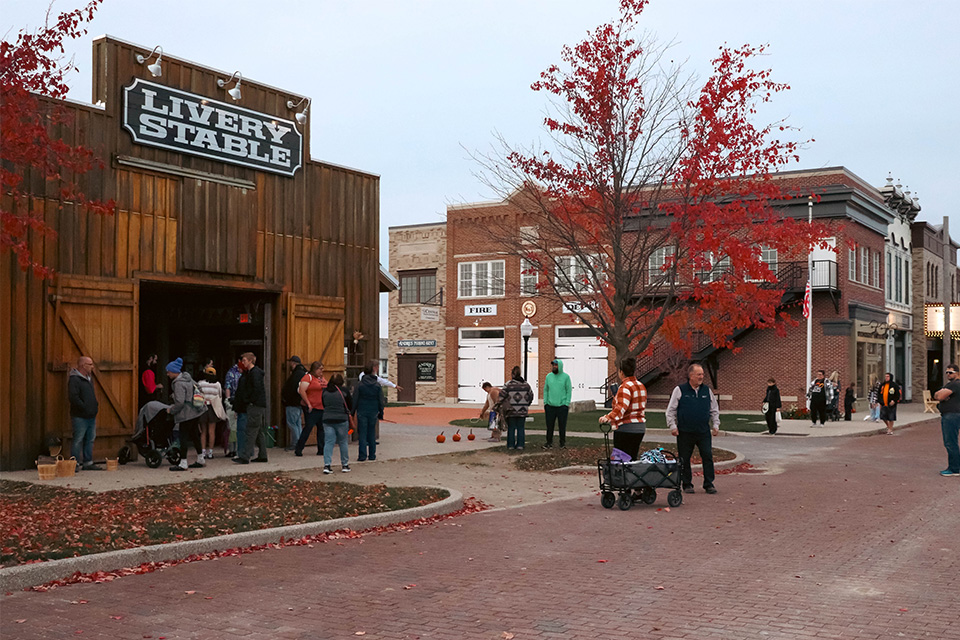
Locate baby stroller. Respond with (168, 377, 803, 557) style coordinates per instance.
(119, 401, 181, 468)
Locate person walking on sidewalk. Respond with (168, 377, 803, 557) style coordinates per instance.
(353, 363, 385, 462)
(295, 361, 327, 456)
(933, 364, 960, 477)
(233, 352, 268, 464)
(497, 366, 534, 450)
(599, 357, 646, 460)
(321, 374, 353, 473)
(479, 382, 502, 442)
(807, 370, 831, 427)
(165, 357, 206, 472)
(865, 374, 881, 422)
(878, 372, 900, 436)
(68, 356, 101, 471)
(543, 359, 572, 449)
(843, 382, 856, 421)
(282, 356, 307, 450)
(762, 378, 781, 435)
(666, 363, 721, 494)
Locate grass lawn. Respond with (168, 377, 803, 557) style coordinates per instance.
(0, 473, 447, 567)
(449, 433, 736, 472)
(451, 409, 767, 433)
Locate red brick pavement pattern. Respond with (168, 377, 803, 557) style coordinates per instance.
(3, 422, 958, 639)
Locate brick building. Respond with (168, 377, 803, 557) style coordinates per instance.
(389, 167, 927, 411)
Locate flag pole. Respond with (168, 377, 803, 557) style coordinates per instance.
(806, 197, 813, 398)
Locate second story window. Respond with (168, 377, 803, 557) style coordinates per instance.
(458, 260, 505, 298)
(520, 258, 539, 296)
(399, 270, 438, 304)
(648, 246, 676, 285)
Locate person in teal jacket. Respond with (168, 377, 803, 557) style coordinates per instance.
(543, 359, 572, 448)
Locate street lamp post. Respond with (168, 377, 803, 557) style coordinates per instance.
(520, 318, 533, 381)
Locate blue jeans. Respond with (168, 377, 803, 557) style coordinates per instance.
(236, 411, 247, 456)
(285, 406, 303, 448)
(357, 414, 377, 461)
(323, 421, 350, 468)
(71, 416, 96, 465)
(941, 413, 960, 473)
(870, 404, 880, 420)
(506, 416, 525, 449)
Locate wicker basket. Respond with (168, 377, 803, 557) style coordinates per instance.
(37, 461, 57, 480)
(105, 458, 119, 471)
(56, 455, 77, 477)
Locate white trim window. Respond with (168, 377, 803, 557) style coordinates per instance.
(748, 246, 778, 282)
(458, 260, 505, 298)
(556, 255, 598, 293)
(520, 258, 538, 296)
(848, 247, 857, 282)
(860, 247, 869, 286)
(872, 251, 880, 289)
(702, 252, 732, 283)
(648, 246, 676, 285)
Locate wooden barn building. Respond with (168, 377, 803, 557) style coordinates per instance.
(0, 37, 386, 470)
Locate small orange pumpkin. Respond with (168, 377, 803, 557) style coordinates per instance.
(467, 429, 476, 441)
(452, 429, 462, 442)
(436, 431, 446, 443)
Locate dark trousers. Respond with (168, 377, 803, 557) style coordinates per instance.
(677, 430, 715, 489)
(844, 403, 853, 421)
(810, 398, 827, 425)
(544, 404, 569, 446)
(506, 416, 525, 449)
(357, 413, 378, 461)
(764, 410, 778, 434)
(177, 417, 202, 460)
(613, 430, 645, 461)
(295, 408, 324, 454)
(241, 405, 268, 461)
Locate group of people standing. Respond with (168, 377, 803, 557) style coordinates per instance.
(479, 359, 570, 450)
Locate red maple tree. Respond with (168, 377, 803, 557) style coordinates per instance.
(1, 0, 113, 278)
(477, 0, 828, 369)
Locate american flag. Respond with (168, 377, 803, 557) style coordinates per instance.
(802, 280, 811, 318)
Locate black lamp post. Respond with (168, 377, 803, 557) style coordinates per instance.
(521, 318, 533, 381)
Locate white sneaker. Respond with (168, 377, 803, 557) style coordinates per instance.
(341, 466, 351, 473)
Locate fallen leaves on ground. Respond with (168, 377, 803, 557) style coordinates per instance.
(0, 474, 449, 567)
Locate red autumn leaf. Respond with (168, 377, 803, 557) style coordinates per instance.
(597, 559, 608, 563)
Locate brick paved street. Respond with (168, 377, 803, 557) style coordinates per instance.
(3, 420, 958, 639)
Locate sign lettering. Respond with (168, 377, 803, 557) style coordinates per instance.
(398, 339, 437, 348)
(123, 79, 303, 177)
(465, 304, 497, 317)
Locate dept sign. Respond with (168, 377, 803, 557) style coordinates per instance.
(122, 78, 303, 177)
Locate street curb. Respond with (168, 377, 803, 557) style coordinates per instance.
(549, 450, 746, 475)
(0, 488, 463, 592)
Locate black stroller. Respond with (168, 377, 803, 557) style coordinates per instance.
(119, 401, 181, 468)
(596, 423, 684, 511)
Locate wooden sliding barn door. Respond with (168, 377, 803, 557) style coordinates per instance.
(285, 293, 345, 375)
(47, 275, 139, 459)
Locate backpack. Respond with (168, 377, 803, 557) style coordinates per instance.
(191, 384, 206, 409)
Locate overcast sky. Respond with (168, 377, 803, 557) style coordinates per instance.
(4, 0, 958, 336)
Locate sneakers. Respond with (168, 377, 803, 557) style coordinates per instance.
(323, 466, 332, 474)
(232, 457, 249, 464)
(188, 461, 205, 469)
(940, 469, 960, 477)
(704, 486, 718, 494)
(683, 486, 695, 494)
(252, 457, 269, 463)
(341, 466, 351, 473)
(81, 463, 103, 471)
(542, 443, 553, 450)
(170, 460, 188, 472)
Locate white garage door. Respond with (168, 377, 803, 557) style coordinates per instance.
(554, 326, 608, 405)
(458, 328, 505, 403)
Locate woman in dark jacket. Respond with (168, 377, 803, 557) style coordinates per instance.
(352, 363, 385, 462)
(496, 366, 534, 450)
(763, 378, 782, 435)
(321, 374, 353, 473)
(878, 372, 900, 435)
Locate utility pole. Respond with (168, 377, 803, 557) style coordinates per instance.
(944, 216, 953, 376)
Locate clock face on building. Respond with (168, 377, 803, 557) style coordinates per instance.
(521, 300, 537, 318)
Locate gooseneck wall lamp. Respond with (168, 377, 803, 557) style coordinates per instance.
(217, 71, 243, 100)
(287, 97, 310, 125)
(136, 45, 163, 77)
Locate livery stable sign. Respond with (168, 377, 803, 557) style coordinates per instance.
(122, 78, 303, 177)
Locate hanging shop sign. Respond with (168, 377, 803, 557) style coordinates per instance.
(465, 304, 497, 317)
(398, 339, 436, 348)
(416, 360, 437, 382)
(122, 78, 303, 177)
(420, 306, 440, 322)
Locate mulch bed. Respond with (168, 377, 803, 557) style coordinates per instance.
(0, 473, 447, 567)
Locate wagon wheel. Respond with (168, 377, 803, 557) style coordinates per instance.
(144, 450, 162, 469)
(638, 487, 656, 505)
(600, 491, 616, 509)
(617, 492, 633, 511)
(166, 449, 181, 465)
(667, 490, 683, 507)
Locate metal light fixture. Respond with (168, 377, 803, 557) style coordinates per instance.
(520, 318, 534, 381)
(136, 45, 163, 77)
(287, 97, 310, 125)
(217, 71, 243, 100)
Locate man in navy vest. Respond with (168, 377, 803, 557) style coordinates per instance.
(666, 363, 721, 494)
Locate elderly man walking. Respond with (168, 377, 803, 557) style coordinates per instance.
(666, 363, 721, 494)
(68, 355, 101, 471)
